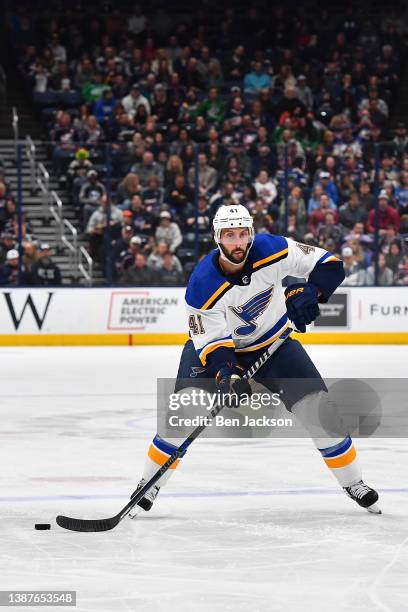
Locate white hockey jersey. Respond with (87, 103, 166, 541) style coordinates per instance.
(185, 234, 340, 366)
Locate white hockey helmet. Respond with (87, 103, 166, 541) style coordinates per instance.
(213, 204, 254, 244)
(213, 204, 254, 265)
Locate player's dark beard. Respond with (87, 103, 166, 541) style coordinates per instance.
(220, 243, 248, 264)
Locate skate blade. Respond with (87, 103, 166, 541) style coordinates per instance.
(367, 502, 382, 514)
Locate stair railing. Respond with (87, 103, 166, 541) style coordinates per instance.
(25, 135, 36, 191)
(62, 219, 78, 271)
(78, 246, 93, 286)
(36, 162, 51, 221)
(12, 107, 19, 159)
(49, 190, 64, 244)
(23, 134, 94, 286)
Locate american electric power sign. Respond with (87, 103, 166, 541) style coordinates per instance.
(107, 290, 184, 331)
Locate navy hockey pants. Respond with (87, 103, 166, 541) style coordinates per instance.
(175, 337, 326, 411)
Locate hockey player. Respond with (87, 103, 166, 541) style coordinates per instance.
(132, 205, 380, 514)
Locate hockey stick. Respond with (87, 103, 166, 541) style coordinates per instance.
(56, 326, 293, 532)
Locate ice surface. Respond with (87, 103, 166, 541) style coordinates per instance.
(0, 345, 407, 612)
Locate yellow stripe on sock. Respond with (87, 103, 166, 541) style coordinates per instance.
(148, 444, 180, 469)
(324, 445, 356, 469)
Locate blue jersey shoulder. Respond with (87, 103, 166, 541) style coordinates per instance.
(249, 234, 288, 268)
(185, 250, 228, 310)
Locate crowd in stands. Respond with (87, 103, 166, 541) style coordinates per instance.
(3, 1, 408, 286)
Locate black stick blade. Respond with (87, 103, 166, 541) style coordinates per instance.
(56, 514, 119, 532)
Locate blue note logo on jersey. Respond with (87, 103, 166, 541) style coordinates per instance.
(229, 285, 274, 336)
(190, 366, 207, 377)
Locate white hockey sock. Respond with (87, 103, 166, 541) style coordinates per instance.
(293, 391, 362, 487)
(142, 434, 185, 488)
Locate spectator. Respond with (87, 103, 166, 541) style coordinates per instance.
(31, 244, 62, 286)
(185, 196, 212, 239)
(142, 175, 165, 213)
(79, 170, 107, 225)
(22, 241, 39, 283)
(119, 253, 157, 286)
(0, 232, 16, 263)
(31, 61, 50, 93)
(165, 155, 184, 187)
(252, 198, 279, 234)
(0, 249, 20, 285)
(365, 252, 394, 286)
(187, 152, 218, 196)
(275, 85, 306, 122)
(243, 61, 272, 93)
(206, 59, 224, 88)
(116, 173, 143, 207)
(224, 45, 247, 81)
(385, 239, 404, 275)
(197, 87, 225, 124)
(67, 148, 93, 186)
(317, 170, 339, 205)
(131, 151, 164, 186)
(78, 115, 105, 148)
(86, 194, 123, 261)
(128, 195, 155, 237)
(94, 89, 117, 123)
(296, 75, 314, 110)
(118, 235, 144, 274)
(317, 210, 343, 250)
(73, 56, 95, 90)
(157, 252, 185, 286)
(393, 122, 408, 157)
(367, 191, 401, 234)
(253, 170, 277, 205)
(122, 83, 150, 117)
(341, 246, 365, 286)
(309, 194, 338, 234)
(225, 142, 251, 178)
(282, 186, 308, 238)
(339, 193, 368, 229)
(147, 240, 182, 273)
(112, 225, 134, 278)
(0, 199, 18, 235)
(308, 184, 336, 213)
(166, 174, 193, 214)
(395, 256, 408, 285)
(0, 183, 16, 232)
(359, 181, 375, 210)
(155, 211, 182, 253)
(150, 84, 173, 121)
(395, 170, 408, 212)
(81, 73, 111, 104)
(50, 112, 77, 176)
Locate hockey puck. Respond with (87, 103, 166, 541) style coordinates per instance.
(35, 523, 51, 530)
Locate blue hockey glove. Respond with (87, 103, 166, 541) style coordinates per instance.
(284, 283, 320, 333)
(216, 362, 252, 408)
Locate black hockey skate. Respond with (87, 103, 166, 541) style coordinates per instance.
(344, 480, 381, 514)
(129, 478, 160, 517)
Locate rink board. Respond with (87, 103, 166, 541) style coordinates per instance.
(0, 286, 407, 345)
